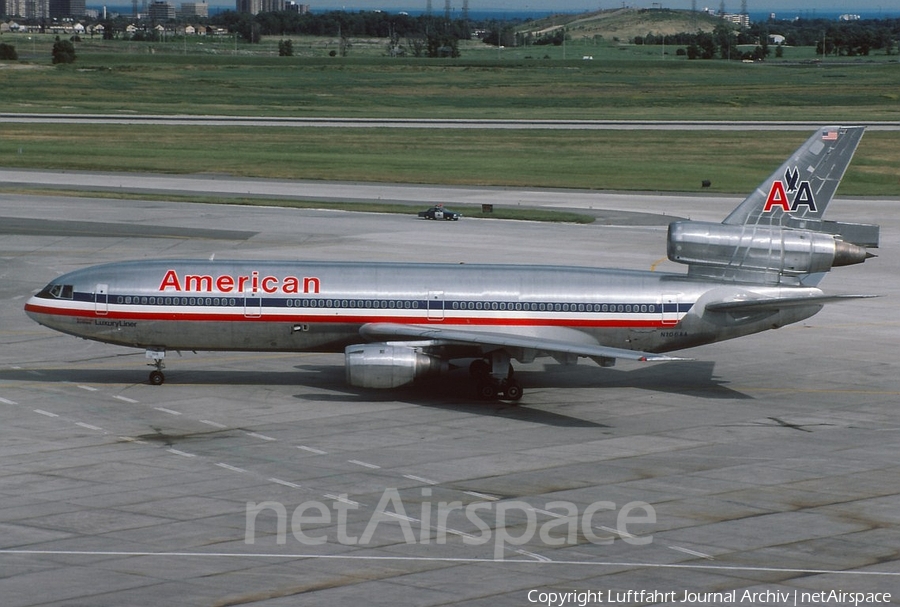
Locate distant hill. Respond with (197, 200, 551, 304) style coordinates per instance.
(519, 8, 724, 42)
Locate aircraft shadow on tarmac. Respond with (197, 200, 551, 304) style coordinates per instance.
(299, 359, 747, 403)
(0, 361, 749, 429)
(2, 359, 747, 404)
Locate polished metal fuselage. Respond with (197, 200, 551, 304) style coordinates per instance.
(25, 260, 825, 356)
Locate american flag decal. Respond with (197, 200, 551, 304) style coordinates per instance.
(822, 130, 838, 141)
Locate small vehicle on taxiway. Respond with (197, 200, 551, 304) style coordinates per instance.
(418, 205, 461, 221)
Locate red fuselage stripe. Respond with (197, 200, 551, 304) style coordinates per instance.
(24, 302, 674, 329)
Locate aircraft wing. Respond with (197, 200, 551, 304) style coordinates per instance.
(359, 322, 687, 363)
(705, 294, 878, 314)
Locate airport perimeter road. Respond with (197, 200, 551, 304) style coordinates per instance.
(0, 167, 733, 218)
(0, 167, 880, 225)
(1, 114, 900, 130)
(1, 192, 899, 606)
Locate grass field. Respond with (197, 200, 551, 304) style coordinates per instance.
(1, 31, 898, 197)
(3, 34, 899, 121)
(2, 126, 896, 196)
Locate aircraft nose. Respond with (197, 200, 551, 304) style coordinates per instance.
(24, 295, 47, 323)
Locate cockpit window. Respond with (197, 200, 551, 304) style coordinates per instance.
(38, 284, 74, 299)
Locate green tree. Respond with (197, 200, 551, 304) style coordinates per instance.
(51, 39, 76, 64)
(696, 31, 716, 59)
(101, 19, 116, 40)
(713, 23, 736, 60)
(278, 39, 293, 56)
(482, 21, 515, 48)
(0, 43, 18, 60)
(426, 32, 459, 57)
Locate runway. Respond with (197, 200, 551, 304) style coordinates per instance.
(1, 187, 899, 606)
(0, 167, 719, 217)
(2, 114, 900, 131)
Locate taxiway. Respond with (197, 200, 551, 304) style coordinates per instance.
(1, 187, 898, 606)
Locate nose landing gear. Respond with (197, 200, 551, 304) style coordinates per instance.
(146, 349, 166, 385)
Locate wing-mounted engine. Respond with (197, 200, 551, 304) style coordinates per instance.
(667, 221, 875, 285)
(345, 344, 447, 389)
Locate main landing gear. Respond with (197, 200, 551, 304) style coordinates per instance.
(470, 351, 523, 402)
(146, 349, 166, 385)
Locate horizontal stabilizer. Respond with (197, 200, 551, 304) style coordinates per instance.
(705, 294, 879, 314)
(784, 216, 880, 248)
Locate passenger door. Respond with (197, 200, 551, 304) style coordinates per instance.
(94, 284, 109, 316)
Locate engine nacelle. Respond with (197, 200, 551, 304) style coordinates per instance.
(667, 221, 870, 277)
(345, 344, 447, 389)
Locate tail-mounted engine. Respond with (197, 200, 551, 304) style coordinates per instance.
(345, 344, 447, 389)
(667, 221, 875, 284)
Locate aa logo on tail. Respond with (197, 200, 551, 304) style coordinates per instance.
(763, 167, 816, 213)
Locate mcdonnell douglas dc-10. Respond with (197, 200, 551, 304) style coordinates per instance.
(25, 126, 878, 400)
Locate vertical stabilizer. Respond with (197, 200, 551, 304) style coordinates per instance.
(723, 126, 865, 227)
(668, 126, 874, 286)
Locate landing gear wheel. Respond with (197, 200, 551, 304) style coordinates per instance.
(477, 381, 496, 400)
(146, 349, 166, 386)
(503, 380, 523, 401)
